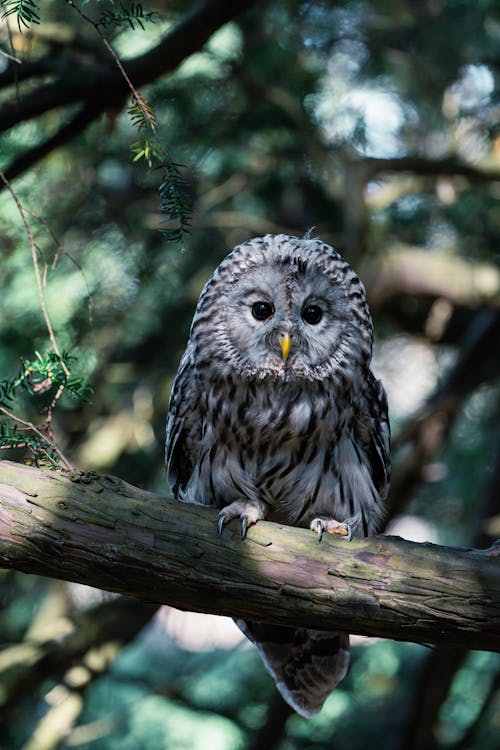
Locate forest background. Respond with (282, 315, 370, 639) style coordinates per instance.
(0, 1, 499, 749)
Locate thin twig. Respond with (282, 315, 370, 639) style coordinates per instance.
(0, 171, 67, 374)
(0, 406, 73, 470)
(64, 0, 191, 242)
(0, 47, 22, 64)
(64, 0, 157, 134)
(23, 205, 94, 322)
(0, 170, 75, 468)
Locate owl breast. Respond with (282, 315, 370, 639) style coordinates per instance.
(179, 376, 383, 536)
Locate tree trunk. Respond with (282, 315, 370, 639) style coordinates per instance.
(0, 460, 499, 651)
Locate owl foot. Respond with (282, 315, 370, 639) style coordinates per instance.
(217, 500, 266, 540)
(310, 518, 353, 543)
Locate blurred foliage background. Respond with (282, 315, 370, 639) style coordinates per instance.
(0, 0, 499, 748)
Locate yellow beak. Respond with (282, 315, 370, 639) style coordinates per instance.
(280, 332, 291, 362)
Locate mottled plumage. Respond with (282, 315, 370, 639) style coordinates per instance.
(166, 234, 390, 717)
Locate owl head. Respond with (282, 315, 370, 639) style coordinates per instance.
(190, 234, 374, 386)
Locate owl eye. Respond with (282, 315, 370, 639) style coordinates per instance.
(301, 304, 323, 325)
(251, 301, 274, 321)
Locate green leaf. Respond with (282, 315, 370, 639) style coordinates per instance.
(0, 0, 40, 32)
(96, 3, 157, 32)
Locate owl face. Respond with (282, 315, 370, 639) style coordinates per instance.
(191, 235, 373, 384)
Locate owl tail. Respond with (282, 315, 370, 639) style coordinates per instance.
(235, 620, 350, 718)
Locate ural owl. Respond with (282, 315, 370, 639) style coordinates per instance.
(166, 234, 390, 717)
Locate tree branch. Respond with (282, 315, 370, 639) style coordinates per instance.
(0, 461, 499, 652)
(0, 0, 262, 182)
(363, 155, 500, 183)
(3, 104, 103, 184)
(0, 0, 260, 133)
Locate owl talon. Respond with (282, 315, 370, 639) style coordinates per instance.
(241, 515, 249, 540)
(217, 514, 225, 536)
(310, 518, 353, 542)
(316, 520, 324, 543)
(217, 500, 266, 539)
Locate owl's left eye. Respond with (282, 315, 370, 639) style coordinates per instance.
(251, 301, 274, 321)
(301, 304, 323, 325)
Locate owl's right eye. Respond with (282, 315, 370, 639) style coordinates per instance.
(251, 301, 274, 321)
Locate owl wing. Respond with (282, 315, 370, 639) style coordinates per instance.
(357, 370, 391, 506)
(368, 371, 391, 502)
(165, 342, 203, 500)
(236, 620, 350, 718)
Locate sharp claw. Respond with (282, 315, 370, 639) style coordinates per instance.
(217, 515, 225, 536)
(317, 521, 324, 543)
(345, 524, 352, 542)
(241, 515, 248, 540)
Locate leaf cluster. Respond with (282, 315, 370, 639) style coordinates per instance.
(96, 2, 157, 32)
(0, 351, 92, 466)
(159, 159, 192, 243)
(0, 351, 93, 409)
(0, 422, 60, 465)
(128, 95, 192, 242)
(129, 96, 163, 167)
(0, 0, 39, 31)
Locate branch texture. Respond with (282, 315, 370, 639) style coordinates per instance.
(0, 460, 499, 651)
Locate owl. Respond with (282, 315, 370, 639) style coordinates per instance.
(165, 234, 390, 717)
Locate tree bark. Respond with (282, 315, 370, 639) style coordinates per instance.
(0, 460, 499, 651)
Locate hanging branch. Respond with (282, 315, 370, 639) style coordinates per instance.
(0, 0, 262, 242)
(64, 0, 191, 242)
(0, 173, 93, 468)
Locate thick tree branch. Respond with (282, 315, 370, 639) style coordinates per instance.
(0, 78, 89, 133)
(0, 0, 262, 183)
(363, 155, 500, 183)
(0, 461, 499, 652)
(0, 55, 65, 89)
(3, 104, 103, 183)
(0, 0, 259, 133)
(367, 248, 500, 316)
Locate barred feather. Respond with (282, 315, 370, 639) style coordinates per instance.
(166, 234, 390, 717)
